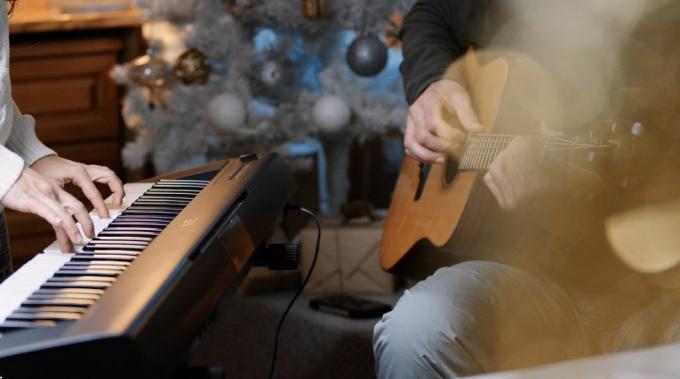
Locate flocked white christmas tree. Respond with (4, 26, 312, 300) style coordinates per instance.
(112, 0, 414, 211)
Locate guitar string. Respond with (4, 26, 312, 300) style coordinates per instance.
(478, 134, 490, 169)
(471, 135, 482, 170)
(492, 134, 505, 168)
(460, 133, 472, 169)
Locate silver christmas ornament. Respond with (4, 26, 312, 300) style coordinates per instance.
(346, 33, 388, 77)
(251, 57, 295, 100)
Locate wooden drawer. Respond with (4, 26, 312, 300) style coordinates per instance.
(52, 140, 121, 172)
(10, 37, 121, 145)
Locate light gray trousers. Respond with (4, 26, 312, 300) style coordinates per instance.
(373, 261, 593, 378)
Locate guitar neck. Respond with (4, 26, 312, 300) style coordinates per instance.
(459, 133, 516, 170)
(458, 133, 613, 171)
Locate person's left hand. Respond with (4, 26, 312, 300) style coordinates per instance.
(483, 136, 548, 210)
(31, 156, 125, 219)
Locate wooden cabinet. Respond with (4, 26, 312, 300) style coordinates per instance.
(5, 18, 142, 267)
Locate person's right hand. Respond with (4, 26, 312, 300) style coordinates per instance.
(404, 79, 484, 164)
(1, 167, 94, 253)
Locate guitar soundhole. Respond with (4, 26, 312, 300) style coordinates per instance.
(414, 163, 431, 201)
(443, 155, 459, 187)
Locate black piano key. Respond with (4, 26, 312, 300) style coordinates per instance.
(7, 312, 82, 321)
(145, 184, 205, 194)
(121, 210, 180, 216)
(103, 226, 164, 232)
(33, 288, 106, 296)
(125, 206, 183, 212)
(88, 238, 150, 244)
(29, 293, 101, 301)
(23, 298, 97, 307)
(91, 235, 154, 242)
(133, 198, 191, 204)
(108, 221, 169, 228)
(133, 200, 191, 207)
(97, 231, 159, 238)
(159, 178, 210, 184)
(112, 214, 175, 224)
(16, 306, 87, 314)
(26, 299, 98, 308)
(136, 195, 192, 201)
(140, 195, 197, 201)
(0, 320, 56, 331)
(154, 179, 210, 188)
(87, 239, 150, 245)
(107, 221, 171, 228)
(71, 254, 136, 262)
(128, 202, 185, 210)
(42, 281, 111, 290)
(58, 268, 124, 276)
(55, 269, 122, 277)
(63, 260, 130, 267)
(83, 244, 146, 252)
(78, 250, 141, 256)
(153, 184, 206, 190)
(121, 209, 180, 216)
(114, 215, 175, 221)
(146, 188, 202, 194)
(47, 276, 117, 283)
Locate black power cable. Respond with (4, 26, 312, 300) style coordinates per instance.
(268, 205, 321, 379)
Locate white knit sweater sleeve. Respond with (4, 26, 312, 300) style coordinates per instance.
(5, 99, 56, 166)
(0, 140, 24, 203)
(0, 0, 55, 204)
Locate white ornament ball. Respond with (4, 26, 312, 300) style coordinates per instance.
(312, 95, 351, 133)
(206, 94, 246, 131)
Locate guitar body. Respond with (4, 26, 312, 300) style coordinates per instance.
(381, 52, 544, 276)
(380, 159, 478, 272)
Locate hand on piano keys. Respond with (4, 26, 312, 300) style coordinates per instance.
(0, 179, 210, 331)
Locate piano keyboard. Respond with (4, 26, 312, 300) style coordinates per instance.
(0, 179, 210, 331)
(0, 155, 295, 378)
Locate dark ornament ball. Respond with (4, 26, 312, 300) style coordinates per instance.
(250, 57, 295, 101)
(346, 33, 388, 77)
(173, 48, 212, 85)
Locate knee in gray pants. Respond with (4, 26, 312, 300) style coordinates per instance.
(373, 261, 590, 378)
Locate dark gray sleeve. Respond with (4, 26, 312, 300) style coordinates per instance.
(399, 0, 490, 104)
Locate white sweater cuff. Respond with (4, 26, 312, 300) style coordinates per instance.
(0, 145, 25, 206)
(5, 102, 56, 166)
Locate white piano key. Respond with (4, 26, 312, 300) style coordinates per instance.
(0, 254, 71, 323)
(43, 183, 155, 255)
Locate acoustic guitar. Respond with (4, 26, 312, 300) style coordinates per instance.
(380, 51, 637, 277)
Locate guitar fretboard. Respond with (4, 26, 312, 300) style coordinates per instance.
(457, 133, 614, 171)
(459, 133, 515, 170)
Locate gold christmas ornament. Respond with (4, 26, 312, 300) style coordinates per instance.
(302, 0, 326, 18)
(172, 49, 212, 85)
(385, 9, 404, 49)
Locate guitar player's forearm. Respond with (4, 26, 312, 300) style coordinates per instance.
(400, 0, 492, 104)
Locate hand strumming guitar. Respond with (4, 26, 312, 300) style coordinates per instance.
(405, 79, 548, 210)
(404, 79, 483, 164)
